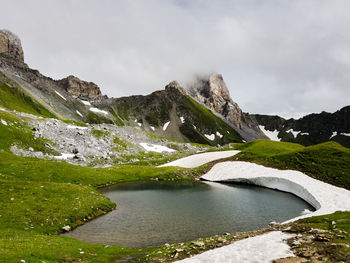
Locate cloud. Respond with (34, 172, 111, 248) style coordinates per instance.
(1, 0, 350, 118)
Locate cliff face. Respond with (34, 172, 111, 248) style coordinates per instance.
(0, 30, 24, 62)
(187, 73, 267, 141)
(57, 75, 103, 100)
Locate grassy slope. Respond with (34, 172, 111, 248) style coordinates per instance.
(235, 140, 350, 190)
(180, 96, 242, 145)
(0, 79, 55, 118)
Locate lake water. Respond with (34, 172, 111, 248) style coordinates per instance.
(64, 181, 314, 247)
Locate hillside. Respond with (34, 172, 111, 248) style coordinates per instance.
(254, 106, 350, 148)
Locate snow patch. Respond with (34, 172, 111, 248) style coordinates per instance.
(202, 161, 350, 223)
(67, 125, 88, 130)
(80, 100, 91, 106)
(341, 132, 350, 137)
(137, 123, 142, 127)
(163, 121, 170, 131)
(259, 125, 281, 141)
(76, 110, 83, 117)
(330, 131, 337, 139)
(175, 231, 295, 263)
(55, 90, 66, 101)
(204, 134, 215, 141)
(53, 153, 75, 160)
(286, 129, 301, 138)
(139, 143, 176, 153)
(159, 150, 240, 168)
(300, 132, 309, 136)
(1, 119, 8, 126)
(180, 116, 185, 123)
(216, 131, 223, 138)
(89, 107, 108, 115)
(150, 126, 155, 131)
(193, 125, 197, 130)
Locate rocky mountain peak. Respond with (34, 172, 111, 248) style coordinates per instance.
(57, 75, 103, 100)
(0, 29, 24, 62)
(187, 73, 267, 141)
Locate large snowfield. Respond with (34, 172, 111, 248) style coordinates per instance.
(169, 151, 350, 263)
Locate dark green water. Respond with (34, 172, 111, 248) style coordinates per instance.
(64, 181, 314, 247)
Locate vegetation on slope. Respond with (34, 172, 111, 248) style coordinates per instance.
(0, 77, 55, 118)
(235, 140, 350, 189)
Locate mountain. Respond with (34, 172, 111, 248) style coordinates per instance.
(254, 106, 350, 148)
(186, 73, 267, 141)
(0, 29, 255, 146)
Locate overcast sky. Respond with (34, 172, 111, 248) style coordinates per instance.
(1, 0, 350, 118)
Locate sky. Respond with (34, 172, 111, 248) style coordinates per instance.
(1, 0, 350, 118)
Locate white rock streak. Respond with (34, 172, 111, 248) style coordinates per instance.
(159, 150, 240, 168)
(259, 125, 281, 141)
(176, 231, 295, 263)
(139, 143, 175, 153)
(55, 90, 66, 101)
(202, 161, 350, 222)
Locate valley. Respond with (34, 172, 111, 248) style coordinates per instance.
(0, 29, 349, 262)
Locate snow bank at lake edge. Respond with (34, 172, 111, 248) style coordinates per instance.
(202, 161, 350, 223)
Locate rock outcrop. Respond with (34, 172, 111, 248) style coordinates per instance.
(187, 73, 267, 141)
(57, 75, 103, 100)
(0, 30, 24, 62)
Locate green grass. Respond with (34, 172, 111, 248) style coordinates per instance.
(236, 140, 350, 189)
(91, 129, 110, 139)
(181, 96, 242, 145)
(0, 78, 55, 118)
(290, 211, 350, 262)
(0, 146, 200, 262)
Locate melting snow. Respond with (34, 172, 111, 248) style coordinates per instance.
(341, 132, 350, 137)
(53, 153, 75, 160)
(137, 123, 142, 127)
(163, 121, 170, 131)
(89, 107, 108, 115)
(216, 131, 223, 138)
(150, 126, 155, 131)
(193, 125, 197, 130)
(180, 116, 185, 123)
(139, 143, 175, 153)
(202, 161, 350, 223)
(1, 119, 8, 126)
(76, 110, 83, 117)
(259, 125, 281, 141)
(80, 100, 91, 106)
(55, 90, 66, 101)
(286, 129, 301, 138)
(159, 150, 240, 168)
(300, 132, 309, 136)
(175, 231, 295, 263)
(205, 134, 215, 141)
